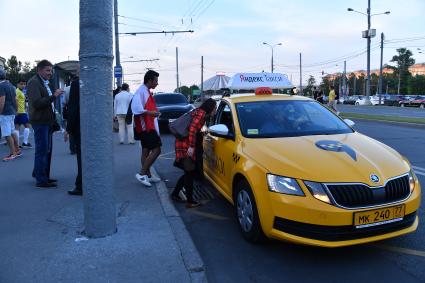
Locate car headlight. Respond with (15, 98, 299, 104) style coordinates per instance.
(409, 170, 416, 193)
(304, 181, 332, 204)
(267, 174, 304, 196)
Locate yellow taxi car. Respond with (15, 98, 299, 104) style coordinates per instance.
(202, 88, 421, 247)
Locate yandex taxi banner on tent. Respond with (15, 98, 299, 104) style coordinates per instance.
(227, 72, 292, 90)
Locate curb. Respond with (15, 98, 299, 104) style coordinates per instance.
(151, 167, 208, 283)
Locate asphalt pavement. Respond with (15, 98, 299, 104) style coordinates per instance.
(0, 131, 206, 283)
(338, 104, 425, 119)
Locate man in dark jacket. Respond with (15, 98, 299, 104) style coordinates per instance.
(27, 60, 64, 188)
(66, 74, 82, 195)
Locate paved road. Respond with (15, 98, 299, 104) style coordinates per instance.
(155, 120, 425, 283)
(338, 104, 425, 119)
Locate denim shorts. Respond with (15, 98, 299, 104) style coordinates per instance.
(0, 115, 15, 137)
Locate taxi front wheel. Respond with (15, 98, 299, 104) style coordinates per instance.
(234, 180, 265, 243)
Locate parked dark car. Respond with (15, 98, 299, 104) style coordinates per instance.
(383, 94, 404, 106)
(153, 93, 194, 127)
(399, 95, 425, 108)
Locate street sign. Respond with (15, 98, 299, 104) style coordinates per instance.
(114, 65, 122, 78)
(192, 89, 201, 95)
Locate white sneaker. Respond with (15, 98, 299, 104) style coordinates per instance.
(135, 174, 152, 187)
(336, 111, 341, 115)
(149, 176, 161, 183)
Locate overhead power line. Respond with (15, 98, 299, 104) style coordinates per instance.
(119, 30, 194, 36)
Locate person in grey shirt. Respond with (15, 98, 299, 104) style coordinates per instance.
(0, 69, 20, 161)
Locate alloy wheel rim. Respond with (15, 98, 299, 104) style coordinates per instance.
(237, 190, 253, 232)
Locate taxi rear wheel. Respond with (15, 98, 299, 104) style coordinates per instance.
(234, 180, 265, 243)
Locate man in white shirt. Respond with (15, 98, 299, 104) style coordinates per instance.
(114, 83, 134, 144)
(131, 70, 161, 187)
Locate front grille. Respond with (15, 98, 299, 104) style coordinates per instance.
(273, 212, 416, 242)
(325, 175, 410, 209)
(159, 111, 186, 120)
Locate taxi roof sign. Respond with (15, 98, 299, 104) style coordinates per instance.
(227, 72, 292, 90)
(255, 87, 273, 95)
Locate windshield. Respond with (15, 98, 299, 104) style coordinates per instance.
(154, 94, 188, 105)
(236, 100, 353, 138)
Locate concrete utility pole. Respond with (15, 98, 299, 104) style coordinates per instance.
(299, 52, 302, 95)
(348, 2, 390, 104)
(113, 0, 122, 87)
(378, 32, 384, 104)
(201, 56, 204, 100)
(80, 0, 116, 238)
(366, 0, 371, 102)
(176, 47, 179, 92)
(343, 60, 347, 98)
(353, 75, 357, 95)
(397, 67, 402, 94)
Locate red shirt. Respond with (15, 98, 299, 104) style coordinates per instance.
(175, 108, 206, 161)
(134, 91, 157, 133)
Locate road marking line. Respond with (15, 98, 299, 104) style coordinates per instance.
(413, 170, 425, 177)
(187, 210, 229, 221)
(371, 243, 425, 258)
(159, 151, 175, 158)
(412, 165, 425, 171)
(159, 157, 175, 160)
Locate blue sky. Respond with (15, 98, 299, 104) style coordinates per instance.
(1, 0, 424, 91)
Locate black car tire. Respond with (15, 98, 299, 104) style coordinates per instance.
(234, 179, 265, 243)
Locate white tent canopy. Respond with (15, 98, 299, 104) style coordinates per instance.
(201, 73, 230, 91)
(227, 72, 292, 90)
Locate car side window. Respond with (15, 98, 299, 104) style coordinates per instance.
(215, 102, 234, 134)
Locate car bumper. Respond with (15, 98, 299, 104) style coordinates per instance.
(258, 181, 421, 247)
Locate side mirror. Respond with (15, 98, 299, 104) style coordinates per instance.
(208, 124, 230, 138)
(344, 119, 355, 127)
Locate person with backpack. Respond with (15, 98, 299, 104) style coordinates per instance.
(170, 98, 216, 208)
(114, 83, 134, 144)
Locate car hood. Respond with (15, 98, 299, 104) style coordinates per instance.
(156, 104, 193, 111)
(242, 132, 409, 186)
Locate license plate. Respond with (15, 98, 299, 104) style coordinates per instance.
(354, 205, 405, 229)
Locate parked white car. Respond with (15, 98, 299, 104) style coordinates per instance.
(355, 95, 384, 106)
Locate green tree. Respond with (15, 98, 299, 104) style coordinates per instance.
(304, 75, 316, 97)
(348, 73, 357, 96)
(5, 55, 23, 85)
(356, 74, 365, 96)
(174, 85, 190, 98)
(382, 73, 398, 94)
(408, 75, 425, 95)
(320, 76, 331, 95)
(385, 48, 415, 94)
(370, 73, 379, 95)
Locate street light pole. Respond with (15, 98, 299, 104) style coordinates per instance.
(348, 2, 390, 104)
(263, 42, 282, 73)
(366, 0, 371, 101)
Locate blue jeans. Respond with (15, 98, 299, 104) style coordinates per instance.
(33, 125, 52, 185)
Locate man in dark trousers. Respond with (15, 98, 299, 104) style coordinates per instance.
(27, 60, 64, 188)
(66, 72, 82, 195)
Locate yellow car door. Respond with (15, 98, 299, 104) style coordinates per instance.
(203, 102, 237, 199)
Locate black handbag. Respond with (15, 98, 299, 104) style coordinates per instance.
(125, 98, 133, 125)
